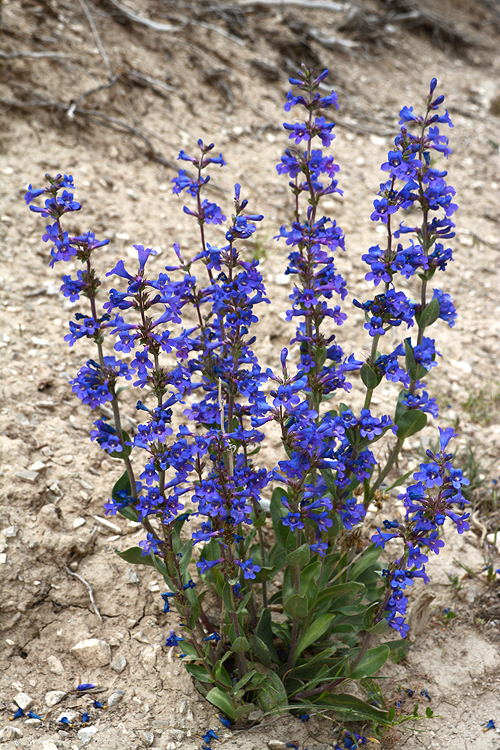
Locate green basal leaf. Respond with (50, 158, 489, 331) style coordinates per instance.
(314, 582, 364, 610)
(249, 634, 274, 667)
(255, 609, 280, 662)
(228, 669, 257, 696)
(206, 687, 235, 721)
(294, 613, 335, 663)
(349, 544, 382, 580)
(256, 670, 288, 714)
(328, 693, 389, 723)
(233, 703, 256, 722)
(386, 638, 413, 662)
(350, 644, 390, 680)
(283, 593, 309, 619)
(396, 408, 427, 440)
(184, 663, 212, 684)
(286, 543, 310, 567)
(117, 505, 139, 522)
(231, 636, 250, 653)
(214, 661, 232, 688)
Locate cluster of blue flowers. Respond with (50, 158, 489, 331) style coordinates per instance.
(373, 427, 469, 636)
(25, 67, 464, 701)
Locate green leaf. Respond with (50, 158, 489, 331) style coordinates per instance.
(231, 637, 250, 653)
(330, 693, 389, 724)
(112, 471, 138, 522)
(319, 468, 338, 500)
(418, 296, 440, 329)
(206, 687, 235, 722)
(256, 670, 288, 714)
(404, 338, 417, 382)
(234, 703, 256, 722)
(396, 408, 427, 440)
(385, 468, 414, 492)
(294, 613, 335, 662)
(115, 546, 153, 567)
(360, 362, 381, 390)
(184, 663, 212, 683)
(249, 634, 273, 668)
(350, 644, 389, 679)
(283, 593, 309, 619)
(178, 539, 193, 576)
(228, 669, 257, 696)
(255, 609, 280, 662)
(349, 544, 382, 581)
(386, 638, 412, 662)
(270, 488, 291, 547)
(394, 388, 409, 424)
(314, 582, 364, 609)
(286, 543, 310, 568)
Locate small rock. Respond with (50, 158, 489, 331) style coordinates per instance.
(45, 690, 67, 707)
(126, 618, 138, 628)
(93, 515, 122, 534)
(78, 725, 98, 745)
(71, 638, 111, 667)
(110, 654, 127, 673)
(15, 469, 39, 483)
(108, 690, 125, 708)
(25, 718, 43, 726)
(141, 731, 154, 746)
(41, 742, 59, 750)
(14, 692, 34, 710)
(47, 656, 65, 675)
(248, 708, 264, 721)
(29, 460, 47, 472)
(2, 526, 17, 538)
(73, 517, 86, 529)
(273, 273, 290, 286)
(0, 726, 23, 742)
(140, 644, 160, 670)
(56, 710, 77, 723)
(124, 568, 139, 584)
(132, 631, 150, 644)
(268, 743, 287, 750)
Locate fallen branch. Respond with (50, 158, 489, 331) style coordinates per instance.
(120, 68, 174, 98)
(67, 78, 119, 119)
(0, 50, 74, 59)
(106, 0, 187, 32)
(77, 0, 113, 78)
(0, 95, 178, 169)
(206, 0, 346, 10)
(65, 565, 103, 622)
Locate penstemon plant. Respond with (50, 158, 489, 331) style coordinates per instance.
(25, 68, 470, 739)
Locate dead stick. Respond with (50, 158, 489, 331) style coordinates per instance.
(77, 0, 113, 78)
(65, 566, 103, 622)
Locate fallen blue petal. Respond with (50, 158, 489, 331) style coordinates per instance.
(12, 708, 25, 719)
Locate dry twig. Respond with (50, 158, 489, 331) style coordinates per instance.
(65, 565, 103, 622)
(106, 0, 187, 32)
(77, 0, 113, 78)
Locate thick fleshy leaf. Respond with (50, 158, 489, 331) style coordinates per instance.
(294, 613, 336, 662)
(350, 644, 389, 679)
(256, 670, 288, 714)
(329, 693, 389, 723)
(206, 687, 235, 721)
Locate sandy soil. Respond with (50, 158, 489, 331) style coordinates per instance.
(1, 0, 500, 748)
